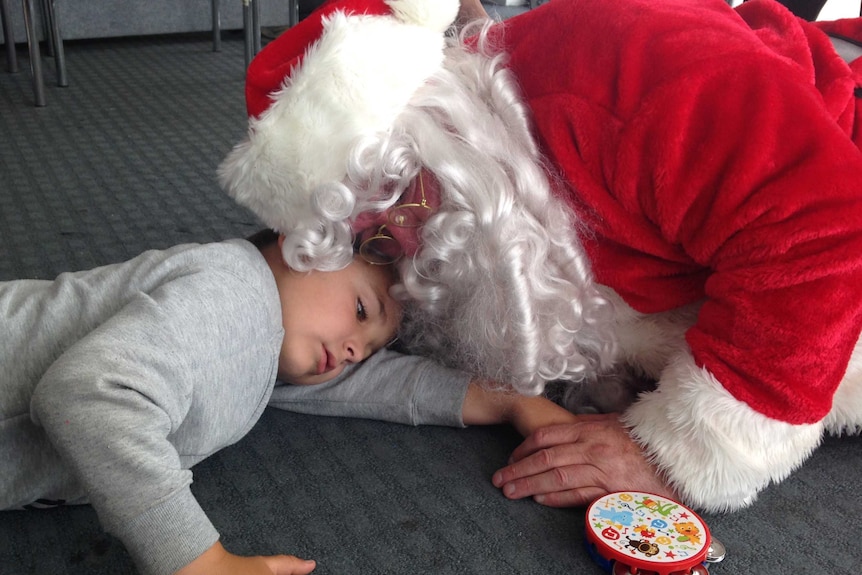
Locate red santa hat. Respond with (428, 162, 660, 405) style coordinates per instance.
(218, 0, 459, 237)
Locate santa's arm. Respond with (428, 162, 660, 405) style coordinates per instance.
(615, 33, 862, 512)
(622, 352, 824, 511)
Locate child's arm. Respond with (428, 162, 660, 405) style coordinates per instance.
(271, 350, 577, 435)
(462, 381, 578, 437)
(176, 542, 315, 575)
(26, 257, 300, 575)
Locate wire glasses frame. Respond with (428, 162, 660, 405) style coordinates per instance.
(358, 173, 433, 265)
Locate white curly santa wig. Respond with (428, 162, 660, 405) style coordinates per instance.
(219, 0, 617, 395)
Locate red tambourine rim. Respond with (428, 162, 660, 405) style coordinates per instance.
(585, 491, 710, 573)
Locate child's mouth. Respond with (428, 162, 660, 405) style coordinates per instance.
(318, 347, 336, 374)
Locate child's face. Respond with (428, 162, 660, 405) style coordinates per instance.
(276, 255, 402, 385)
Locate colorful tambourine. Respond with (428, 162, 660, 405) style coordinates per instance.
(585, 491, 725, 575)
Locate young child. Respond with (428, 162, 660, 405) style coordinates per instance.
(1, 229, 577, 575)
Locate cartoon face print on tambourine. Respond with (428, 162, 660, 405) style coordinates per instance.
(585, 491, 712, 575)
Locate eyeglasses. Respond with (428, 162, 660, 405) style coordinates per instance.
(358, 173, 434, 265)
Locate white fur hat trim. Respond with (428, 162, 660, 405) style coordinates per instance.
(218, 0, 459, 237)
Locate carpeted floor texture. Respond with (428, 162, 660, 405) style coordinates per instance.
(2, 29, 861, 575)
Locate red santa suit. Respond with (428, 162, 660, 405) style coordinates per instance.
(490, 0, 862, 509)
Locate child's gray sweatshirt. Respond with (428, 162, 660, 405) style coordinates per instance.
(0, 239, 468, 575)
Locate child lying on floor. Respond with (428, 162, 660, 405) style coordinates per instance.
(0, 229, 576, 575)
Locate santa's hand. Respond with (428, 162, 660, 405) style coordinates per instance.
(491, 413, 677, 507)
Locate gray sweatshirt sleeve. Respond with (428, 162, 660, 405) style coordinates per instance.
(29, 264, 281, 575)
(269, 349, 471, 427)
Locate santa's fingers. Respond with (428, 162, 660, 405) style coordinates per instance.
(494, 415, 675, 505)
(493, 459, 608, 506)
(493, 439, 599, 492)
(506, 414, 623, 464)
(534, 486, 609, 508)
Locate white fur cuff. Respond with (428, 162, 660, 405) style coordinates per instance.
(622, 350, 823, 512)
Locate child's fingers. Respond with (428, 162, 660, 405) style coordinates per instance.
(263, 555, 316, 575)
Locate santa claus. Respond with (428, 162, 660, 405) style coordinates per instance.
(219, 0, 862, 512)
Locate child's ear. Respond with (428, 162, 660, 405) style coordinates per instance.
(277, 234, 286, 249)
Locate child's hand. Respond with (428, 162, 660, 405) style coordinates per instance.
(506, 395, 579, 437)
(176, 542, 316, 575)
(461, 381, 578, 437)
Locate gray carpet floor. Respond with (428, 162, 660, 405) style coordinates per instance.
(2, 31, 861, 575)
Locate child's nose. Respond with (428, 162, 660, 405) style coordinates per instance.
(344, 341, 368, 363)
(345, 344, 357, 363)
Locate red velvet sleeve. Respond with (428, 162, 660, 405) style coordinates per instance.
(506, 0, 862, 423)
(624, 53, 862, 423)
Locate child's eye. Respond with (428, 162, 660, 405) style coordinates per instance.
(356, 298, 368, 322)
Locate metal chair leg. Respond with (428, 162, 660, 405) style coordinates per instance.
(22, 0, 45, 106)
(220, 0, 264, 68)
(291, 0, 298, 28)
(1, 0, 19, 73)
(252, 0, 260, 54)
(242, 0, 253, 68)
(212, 0, 221, 52)
(44, 0, 66, 86)
(39, 0, 53, 56)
